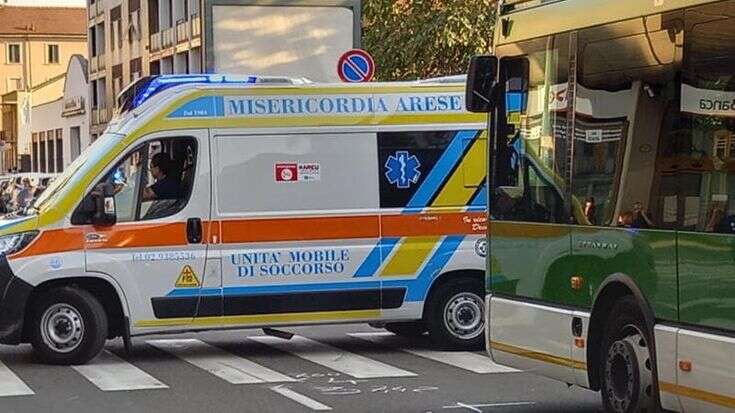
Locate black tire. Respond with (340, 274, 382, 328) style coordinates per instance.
(425, 277, 485, 350)
(385, 321, 427, 337)
(600, 296, 657, 413)
(29, 287, 108, 365)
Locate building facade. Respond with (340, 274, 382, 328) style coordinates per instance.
(88, 0, 361, 136)
(0, 6, 87, 171)
(30, 55, 90, 174)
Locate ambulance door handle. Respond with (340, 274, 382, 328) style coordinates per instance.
(187, 218, 203, 244)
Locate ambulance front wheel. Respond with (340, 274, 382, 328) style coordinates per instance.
(29, 287, 108, 365)
(426, 277, 485, 350)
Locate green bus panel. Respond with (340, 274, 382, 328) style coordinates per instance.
(570, 226, 678, 321)
(490, 222, 679, 321)
(678, 232, 735, 331)
(489, 221, 573, 305)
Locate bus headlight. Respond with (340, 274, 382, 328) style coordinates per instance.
(0, 231, 39, 256)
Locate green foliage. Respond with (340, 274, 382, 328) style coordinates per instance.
(362, 0, 496, 81)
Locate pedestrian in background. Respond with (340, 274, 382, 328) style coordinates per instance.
(16, 178, 34, 210)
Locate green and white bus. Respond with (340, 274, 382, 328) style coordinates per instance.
(466, 0, 735, 412)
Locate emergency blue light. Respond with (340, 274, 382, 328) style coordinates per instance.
(119, 74, 259, 113)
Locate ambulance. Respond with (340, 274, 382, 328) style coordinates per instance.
(0, 74, 488, 364)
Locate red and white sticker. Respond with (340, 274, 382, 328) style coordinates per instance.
(275, 163, 298, 182)
(275, 162, 321, 182)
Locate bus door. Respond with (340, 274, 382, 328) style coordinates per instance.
(84, 131, 212, 328)
(487, 44, 577, 384)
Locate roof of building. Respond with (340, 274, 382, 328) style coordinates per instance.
(0, 6, 86, 36)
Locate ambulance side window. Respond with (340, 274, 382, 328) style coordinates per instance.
(71, 137, 197, 224)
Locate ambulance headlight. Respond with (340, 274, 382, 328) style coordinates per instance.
(0, 231, 39, 256)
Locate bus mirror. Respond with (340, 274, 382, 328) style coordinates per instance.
(91, 183, 116, 227)
(465, 55, 498, 113)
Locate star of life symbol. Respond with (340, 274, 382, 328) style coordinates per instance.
(385, 151, 421, 189)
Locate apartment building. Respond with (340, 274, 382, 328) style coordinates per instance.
(0, 6, 87, 171)
(88, 0, 361, 136)
(30, 55, 90, 174)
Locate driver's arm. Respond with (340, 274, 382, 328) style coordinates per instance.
(142, 186, 156, 201)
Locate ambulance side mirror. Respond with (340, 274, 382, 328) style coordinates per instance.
(91, 182, 116, 227)
(465, 55, 498, 113)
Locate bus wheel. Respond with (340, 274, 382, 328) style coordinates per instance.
(29, 287, 108, 365)
(426, 278, 485, 350)
(600, 296, 655, 413)
(385, 322, 427, 337)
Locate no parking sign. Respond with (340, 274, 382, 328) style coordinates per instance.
(337, 49, 375, 83)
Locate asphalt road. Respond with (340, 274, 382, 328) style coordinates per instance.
(0, 324, 602, 413)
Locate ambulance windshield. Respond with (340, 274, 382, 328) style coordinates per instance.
(32, 133, 122, 213)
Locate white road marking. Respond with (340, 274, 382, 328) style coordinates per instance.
(0, 360, 33, 397)
(348, 332, 519, 374)
(250, 335, 416, 379)
(442, 401, 536, 410)
(147, 338, 295, 384)
(271, 385, 332, 411)
(71, 350, 168, 391)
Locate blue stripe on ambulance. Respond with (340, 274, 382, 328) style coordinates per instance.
(354, 237, 400, 277)
(403, 130, 477, 213)
(466, 183, 487, 212)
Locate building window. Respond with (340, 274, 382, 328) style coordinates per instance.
(110, 22, 116, 51)
(6, 77, 22, 92)
(56, 129, 63, 173)
(7, 44, 21, 64)
(47, 130, 55, 173)
(130, 57, 142, 81)
(39, 133, 46, 173)
(70, 126, 81, 161)
(46, 44, 59, 64)
(32, 133, 38, 172)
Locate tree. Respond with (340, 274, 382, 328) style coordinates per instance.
(362, 0, 496, 81)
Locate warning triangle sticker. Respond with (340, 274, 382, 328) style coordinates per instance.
(175, 265, 200, 288)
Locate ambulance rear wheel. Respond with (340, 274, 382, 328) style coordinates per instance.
(29, 287, 108, 365)
(385, 321, 427, 337)
(426, 278, 485, 350)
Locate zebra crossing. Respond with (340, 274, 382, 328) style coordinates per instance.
(0, 331, 522, 409)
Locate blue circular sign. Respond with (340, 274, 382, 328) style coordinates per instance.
(337, 49, 375, 83)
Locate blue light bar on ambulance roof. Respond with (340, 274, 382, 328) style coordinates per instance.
(126, 74, 259, 110)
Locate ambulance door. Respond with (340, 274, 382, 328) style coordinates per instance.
(83, 131, 213, 329)
(213, 131, 382, 324)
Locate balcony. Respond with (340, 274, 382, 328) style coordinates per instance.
(88, 0, 104, 20)
(97, 53, 106, 71)
(92, 107, 110, 125)
(99, 107, 110, 124)
(191, 13, 201, 38)
(176, 19, 190, 43)
(162, 27, 174, 49)
(150, 32, 162, 52)
(90, 56, 98, 73)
